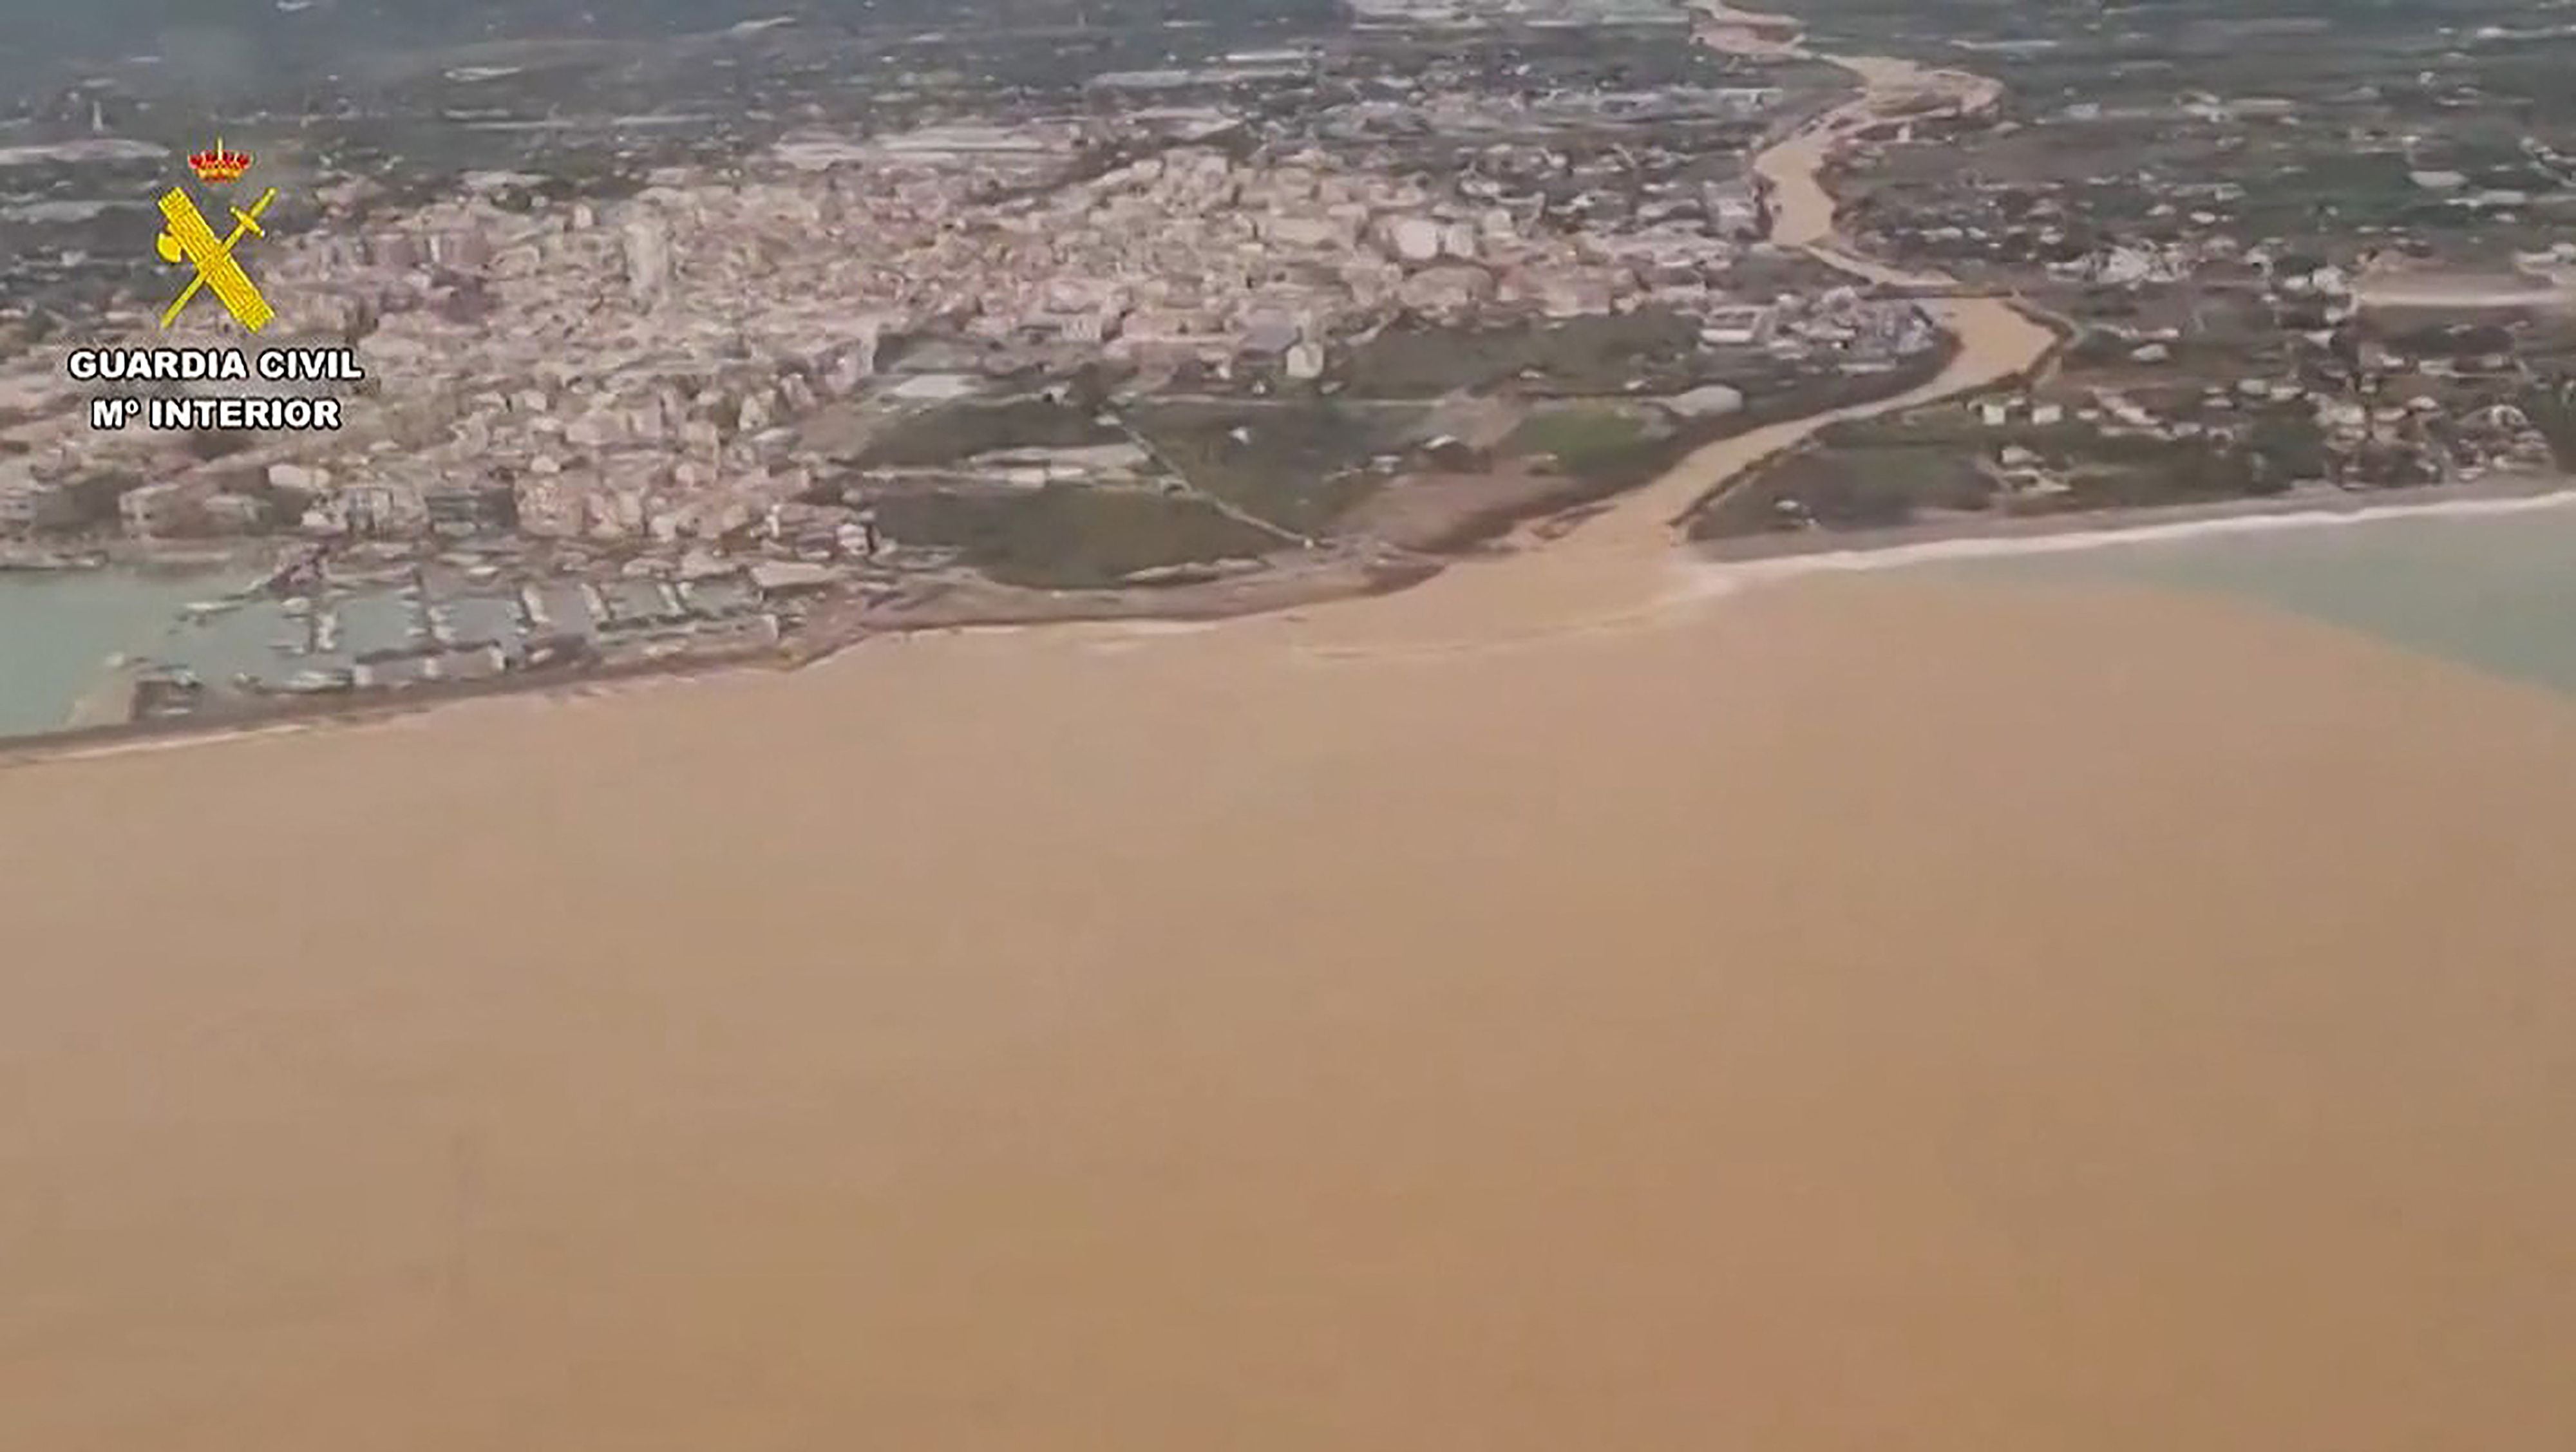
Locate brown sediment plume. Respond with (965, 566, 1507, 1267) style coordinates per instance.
(6, 10, 2576, 1451)
(1269, 6, 2054, 654)
(1273, 289, 2050, 655)
(5, 578, 2576, 1450)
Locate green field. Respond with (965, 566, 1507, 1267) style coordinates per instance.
(869, 486, 1282, 590)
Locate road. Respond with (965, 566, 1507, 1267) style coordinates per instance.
(1280, 1, 2054, 652)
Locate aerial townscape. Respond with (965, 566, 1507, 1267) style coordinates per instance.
(3, 0, 2575, 732)
(8, 7, 2576, 1452)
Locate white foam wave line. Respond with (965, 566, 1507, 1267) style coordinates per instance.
(1669, 490, 2576, 598)
(1101, 619, 1224, 637)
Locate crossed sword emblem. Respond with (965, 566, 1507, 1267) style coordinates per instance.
(156, 184, 279, 332)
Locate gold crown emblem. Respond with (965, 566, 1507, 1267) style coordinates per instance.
(188, 138, 252, 183)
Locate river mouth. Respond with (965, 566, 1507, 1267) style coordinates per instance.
(8, 9, 2576, 1451)
(0, 27, 2047, 753)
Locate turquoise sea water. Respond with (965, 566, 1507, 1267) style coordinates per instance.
(0, 565, 761, 740)
(0, 570, 240, 737)
(1938, 499, 2576, 696)
(6, 502, 2575, 740)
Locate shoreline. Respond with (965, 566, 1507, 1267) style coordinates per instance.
(0, 551, 1437, 771)
(1685, 473, 2576, 572)
(17, 471, 2563, 768)
(0, 1, 2403, 765)
(14, 11, 2576, 1444)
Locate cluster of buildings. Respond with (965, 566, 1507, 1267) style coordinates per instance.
(1750, 286, 1940, 364)
(1964, 347, 2557, 494)
(1833, 127, 2574, 495)
(1305, 79, 1780, 242)
(2, 100, 1835, 548)
(1317, 86, 1783, 144)
(1346, 0, 1690, 28)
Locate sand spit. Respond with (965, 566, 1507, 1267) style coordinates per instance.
(1681, 482, 2576, 585)
(6, 8, 2576, 1450)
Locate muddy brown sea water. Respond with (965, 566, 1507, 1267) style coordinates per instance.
(7, 8, 2575, 1444)
(5, 570, 2576, 1451)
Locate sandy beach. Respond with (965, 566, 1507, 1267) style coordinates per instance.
(1690, 473, 2576, 568)
(6, 8, 2576, 1449)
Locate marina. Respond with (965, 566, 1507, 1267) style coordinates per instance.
(3, 554, 782, 737)
(15, 495, 2576, 746)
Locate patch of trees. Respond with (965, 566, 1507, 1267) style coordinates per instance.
(2515, 379, 2576, 469)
